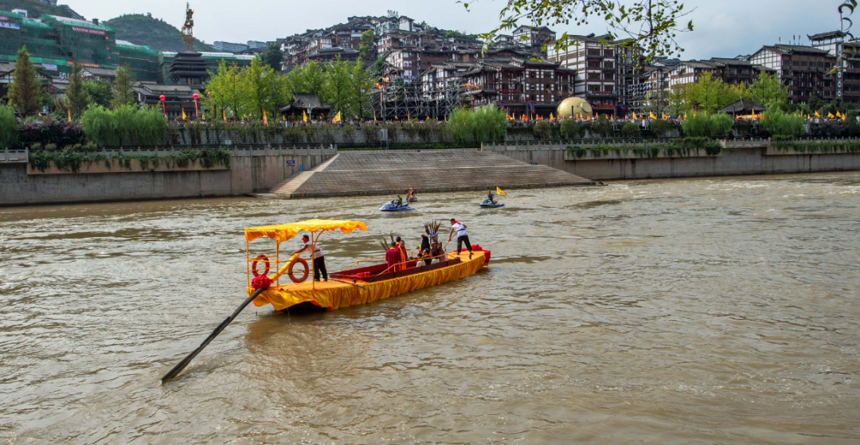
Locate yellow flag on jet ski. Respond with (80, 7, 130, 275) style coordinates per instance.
(496, 187, 507, 196)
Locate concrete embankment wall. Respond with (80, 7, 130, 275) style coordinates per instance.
(0, 147, 335, 206)
(484, 140, 860, 181)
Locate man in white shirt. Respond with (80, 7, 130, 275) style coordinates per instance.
(447, 218, 472, 259)
(291, 234, 327, 282)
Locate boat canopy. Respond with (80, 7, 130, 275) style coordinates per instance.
(244, 219, 367, 243)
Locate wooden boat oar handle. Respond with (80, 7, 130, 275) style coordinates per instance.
(160, 287, 265, 383)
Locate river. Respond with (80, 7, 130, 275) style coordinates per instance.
(1, 173, 859, 444)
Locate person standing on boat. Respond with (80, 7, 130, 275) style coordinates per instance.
(385, 242, 401, 272)
(487, 190, 496, 204)
(395, 236, 408, 270)
(448, 219, 472, 259)
(292, 234, 327, 282)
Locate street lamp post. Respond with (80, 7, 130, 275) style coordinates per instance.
(192, 93, 199, 118)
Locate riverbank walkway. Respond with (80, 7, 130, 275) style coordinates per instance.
(268, 149, 595, 198)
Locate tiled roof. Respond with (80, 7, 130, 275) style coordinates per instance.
(808, 30, 848, 41)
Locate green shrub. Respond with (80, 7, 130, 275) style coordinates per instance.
(341, 125, 356, 144)
(448, 104, 506, 145)
(621, 122, 641, 138)
(709, 114, 734, 138)
(681, 113, 710, 137)
(533, 121, 551, 140)
(81, 105, 167, 147)
(589, 116, 612, 138)
(560, 119, 581, 139)
(0, 105, 16, 148)
(361, 125, 379, 144)
(649, 119, 673, 138)
(761, 108, 806, 137)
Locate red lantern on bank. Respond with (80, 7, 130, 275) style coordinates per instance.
(159, 95, 166, 117)
(192, 93, 199, 118)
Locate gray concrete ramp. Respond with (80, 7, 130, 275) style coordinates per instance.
(271, 149, 594, 198)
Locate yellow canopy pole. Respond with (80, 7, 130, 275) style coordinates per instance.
(275, 241, 280, 287)
(246, 240, 250, 288)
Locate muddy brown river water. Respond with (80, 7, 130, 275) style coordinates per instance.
(1, 173, 860, 444)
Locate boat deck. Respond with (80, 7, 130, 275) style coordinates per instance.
(248, 250, 489, 311)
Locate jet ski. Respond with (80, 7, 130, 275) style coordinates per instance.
(380, 201, 415, 211)
(407, 197, 418, 202)
(480, 198, 504, 208)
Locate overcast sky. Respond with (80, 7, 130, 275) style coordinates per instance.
(68, 0, 840, 59)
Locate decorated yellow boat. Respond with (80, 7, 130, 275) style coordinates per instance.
(243, 219, 491, 311)
(162, 219, 489, 383)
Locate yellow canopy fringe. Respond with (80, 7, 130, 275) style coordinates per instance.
(245, 219, 367, 243)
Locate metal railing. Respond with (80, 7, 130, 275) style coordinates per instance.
(0, 148, 28, 163)
(0, 145, 336, 163)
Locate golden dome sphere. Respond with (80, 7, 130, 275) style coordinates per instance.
(557, 97, 593, 119)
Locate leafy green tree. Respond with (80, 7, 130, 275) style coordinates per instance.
(668, 73, 743, 114)
(260, 45, 283, 72)
(65, 61, 89, 118)
(241, 57, 290, 119)
(747, 73, 788, 109)
(111, 64, 136, 109)
(349, 62, 372, 119)
(359, 30, 375, 60)
(323, 57, 352, 117)
(7, 46, 44, 117)
(480, 0, 692, 62)
(82, 80, 113, 109)
(286, 61, 326, 97)
(204, 60, 248, 119)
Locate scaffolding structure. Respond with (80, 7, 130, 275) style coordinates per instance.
(369, 82, 472, 121)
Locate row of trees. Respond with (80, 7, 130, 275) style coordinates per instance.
(203, 57, 373, 122)
(658, 70, 857, 119)
(5, 46, 137, 118)
(662, 73, 789, 115)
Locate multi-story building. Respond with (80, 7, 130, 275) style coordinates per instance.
(247, 40, 269, 50)
(213, 41, 249, 53)
(547, 34, 619, 116)
(639, 59, 680, 113)
(808, 30, 860, 104)
(512, 25, 556, 55)
(421, 57, 575, 117)
(750, 44, 836, 104)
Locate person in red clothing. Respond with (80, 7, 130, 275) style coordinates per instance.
(385, 242, 401, 272)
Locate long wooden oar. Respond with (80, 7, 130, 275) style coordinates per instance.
(161, 288, 265, 383)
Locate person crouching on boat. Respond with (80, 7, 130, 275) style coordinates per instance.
(420, 234, 431, 264)
(417, 247, 432, 266)
(448, 218, 473, 259)
(292, 234, 327, 282)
